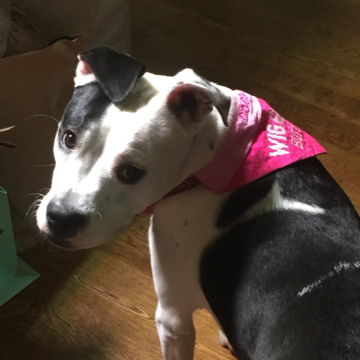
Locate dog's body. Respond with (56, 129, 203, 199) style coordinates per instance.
(37, 48, 360, 360)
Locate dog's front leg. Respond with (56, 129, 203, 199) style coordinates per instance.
(149, 190, 221, 360)
(156, 304, 195, 360)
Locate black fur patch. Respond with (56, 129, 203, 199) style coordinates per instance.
(200, 157, 360, 359)
(58, 83, 111, 147)
(216, 174, 275, 229)
(80, 47, 146, 104)
(198, 75, 231, 126)
(276, 157, 359, 216)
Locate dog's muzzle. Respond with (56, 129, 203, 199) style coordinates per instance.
(45, 198, 89, 249)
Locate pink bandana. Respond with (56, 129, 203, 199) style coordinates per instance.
(143, 91, 325, 215)
(195, 90, 326, 194)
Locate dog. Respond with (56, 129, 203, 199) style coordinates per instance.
(37, 47, 360, 360)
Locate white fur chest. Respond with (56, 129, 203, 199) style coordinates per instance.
(149, 184, 227, 312)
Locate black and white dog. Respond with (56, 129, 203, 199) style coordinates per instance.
(37, 47, 360, 360)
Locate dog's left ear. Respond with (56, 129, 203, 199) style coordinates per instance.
(77, 47, 146, 104)
(167, 71, 230, 128)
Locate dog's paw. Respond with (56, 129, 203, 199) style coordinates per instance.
(218, 329, 237, 358)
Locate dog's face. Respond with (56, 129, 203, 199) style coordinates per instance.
(36, 47, 230, 249)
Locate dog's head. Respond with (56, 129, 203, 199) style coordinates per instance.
(36, 47, 231, 249)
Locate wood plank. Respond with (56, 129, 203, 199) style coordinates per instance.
(1, 0, 360, 359)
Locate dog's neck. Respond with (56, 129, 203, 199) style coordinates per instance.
(140, 89, 241, 216)
(142, 175, 201, 215)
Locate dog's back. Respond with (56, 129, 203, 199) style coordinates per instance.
(200, 157, 360, 359)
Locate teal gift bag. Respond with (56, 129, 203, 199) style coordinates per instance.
(0, 186, 39, 306)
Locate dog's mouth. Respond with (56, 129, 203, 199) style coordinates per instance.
(41, 222, 131, 251)
(39, 222, 78, 250)
(45, 233, 78, 250)
(37, 190, 136, 250)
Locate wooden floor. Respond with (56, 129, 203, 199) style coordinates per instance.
(2, 0, 360, 359)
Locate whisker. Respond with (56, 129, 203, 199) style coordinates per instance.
(22, 193, 45, 200)
(24, 193, 45, 199)
(26, 200, 42, 218)
(0, 126, 15, 133)
(24, 164, 56, 167)
(25, 189, 49, 218)
(132, 148, 149, 160)
(23, 188, 50, 199)
(95, 211, 103, 221)
(25, 114, 59, 124)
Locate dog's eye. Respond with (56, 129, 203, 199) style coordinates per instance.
(116, 164, 146, 185)
(62, 130, 77, 150)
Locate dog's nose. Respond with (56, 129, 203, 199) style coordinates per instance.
(46, 199, 88, 240)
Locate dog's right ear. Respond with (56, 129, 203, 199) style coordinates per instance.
(74, 47, 146, 104)
(167, 70, 231, 128)
(167, 83, 215, 129)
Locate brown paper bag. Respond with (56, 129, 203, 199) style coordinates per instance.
(12, 0, 130, 53)
(0, 37, 86, 251)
